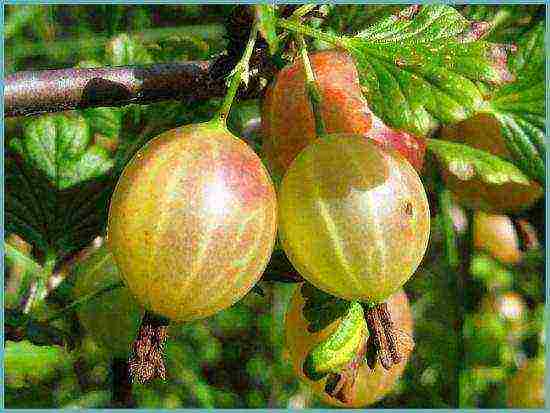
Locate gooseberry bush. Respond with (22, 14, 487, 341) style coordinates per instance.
(5, 4, 545, 409)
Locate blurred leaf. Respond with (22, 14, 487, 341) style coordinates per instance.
(255, 5, 279, 55)
(300, 283, 350, 333)
(5, 307, 73, 348)
(470, 253, 513, 290)
(62, 391, 111, 408)
(490, 22, 545, 184)
(5, 340, 71, 388)
(437, 190, 460, 269)
(427, 139, 533, 186)
(345, 5, 513, 136)
(106, 33, 152, 66)
(5, 5, 44, 40)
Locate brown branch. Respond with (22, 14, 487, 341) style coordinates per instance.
(5, 60, 229, 118)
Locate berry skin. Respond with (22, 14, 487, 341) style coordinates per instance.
(108, 121, 277, 323)
(285, 286, 413, 407)
(473, 211, 522, 265)
(262, 50, 425, 177)
(278, 134, 430, 303)
(73, 245, 144, 358)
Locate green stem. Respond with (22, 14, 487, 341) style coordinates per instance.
(277, 18, 345, 49)
(296, 33, 326, 137)
(216, 22, 259, 124)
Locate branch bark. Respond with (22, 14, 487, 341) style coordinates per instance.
(5, 60, 229, 118)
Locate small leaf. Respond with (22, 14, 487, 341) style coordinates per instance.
(5, 340, 71, 388)
(303, 301, 365, 381)
(343, 5, 514, 136)
(255, 5, 279, 55)
(301, 283, 350, 333)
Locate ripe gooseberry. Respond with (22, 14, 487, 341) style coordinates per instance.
(278, 134, 430, 303)
(73, 245, 144, 358)
(107, 120, 277, 323)
(262, 50, 426, 177)
(285, 286, 413, 407)
(472, 211, 522, 265)
(439, 113, 542, 213)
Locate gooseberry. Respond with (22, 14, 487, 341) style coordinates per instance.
(107, 120, 277, 323)
(262, 50, 426, 177)
(285, 286, 413, 407)
(73, 245, 144, 358)
(473, 211, 522, 265)
(278, 134, 430, 303)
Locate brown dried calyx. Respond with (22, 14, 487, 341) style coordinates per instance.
(364, 302, 415, 371)
(323, 302, 414, 404)
(324, 333, 368, 404)
(128, 311, 169, 384)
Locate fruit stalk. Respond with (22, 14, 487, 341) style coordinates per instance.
(216, 21, 259, 123)
(296, 33, 326, 137)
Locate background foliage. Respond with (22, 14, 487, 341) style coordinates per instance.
(4, 4, 545, 408)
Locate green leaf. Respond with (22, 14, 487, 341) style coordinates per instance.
(81, 106, 123, 152)
(427, 139, 532, 186)
(300, 283, 350, 333)
(303, 301, 365, 381)
(508, 21, 544, 78)
(489, 22, 545, 184)
(11, 113, 114, 190)
(106, 33, 152, 66)
(255, 5, 279, 55)
(6, 112, 116, 258)
(5, 340, 71, 388)
(343, 5, 514, 136)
